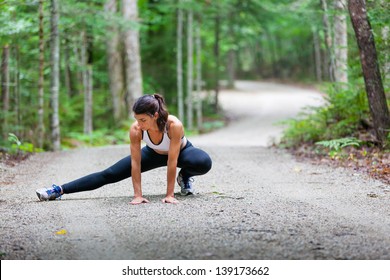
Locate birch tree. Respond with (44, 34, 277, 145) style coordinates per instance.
(50, 0, 60, 151)
(226, 12, 235, 89)
(348, 0, 390, 147)
(14, 45, 21, 132)
(186, 9, 194, 130)
(122, 0, 143, 116)
(321, 0, 335, 81)
(195, 19, 202, 131)
(105, 0, 124, 122)
(312, 26, 322, 82)
(333, 0, 348, 84)
(383, 25, 390, 82)
(81, 30, 93, 135)
(379, 0, 389, 82)
(1, 44, 9, 139)
(177, 1, 184, 122)
(214, 15, 220, 112)
(37, 0, 45, 148)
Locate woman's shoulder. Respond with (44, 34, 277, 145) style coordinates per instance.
(167, 115, 184, 136)
(130, 121, 143, 139)
(167, 115, 183, 127)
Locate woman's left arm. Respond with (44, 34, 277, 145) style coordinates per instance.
(163, 122, 183, 204)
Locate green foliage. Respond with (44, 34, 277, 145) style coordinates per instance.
(6, 133, 43, 155)
(1, 0, 388, 153)
(315, 137, 362, 158)
(62, 128, 129, 149)
(280, 82, 371, 148)
(8, 133, 21, 147)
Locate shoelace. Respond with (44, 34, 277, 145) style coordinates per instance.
(184, 178, 194, 189)
(50, 185, 62, 200)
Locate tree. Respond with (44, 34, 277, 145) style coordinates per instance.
(81, 29, 93, 135)
(213, 15, 220, 112)
(226, 7, 236, 89)
(176, 1, 184, 122)
(37, 0, 45, 148)
(195, 18, 203, 131)
(312, 26, 323, 82)
(186, 9, 194, 130)
(1, 44, 9, 139)
(105, 0, 124, 122)
(50, 0, 61, 151)
(321, 0, 336, 81)
(379, 0, 389, 83)
(348, 0, 390, 147)
(122, 0, 143, 116)
(334, 0, 348, 84)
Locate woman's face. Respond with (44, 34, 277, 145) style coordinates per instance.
(134, 113, 157, 131)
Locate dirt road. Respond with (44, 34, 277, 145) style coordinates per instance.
(1, 81, 389, 260)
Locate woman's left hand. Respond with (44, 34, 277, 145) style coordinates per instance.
(162, 196, 179, 204)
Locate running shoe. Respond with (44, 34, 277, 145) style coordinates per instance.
(177, 172, 194, 196)
(36, 184, 62, 201)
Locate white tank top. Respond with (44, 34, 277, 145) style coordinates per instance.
(142, 130, 186, 152)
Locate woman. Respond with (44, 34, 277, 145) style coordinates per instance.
(36, 94, 212, 204)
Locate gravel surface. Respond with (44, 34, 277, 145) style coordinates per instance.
(1, 81, 389, 260)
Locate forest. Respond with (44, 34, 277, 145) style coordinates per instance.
(0, 0, 389, 155)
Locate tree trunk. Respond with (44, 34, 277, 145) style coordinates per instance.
(312, 26, 323, 82)
(321, 0, 336, 81)
(264, 31, 278, 78)
(1, 45, 10, 139)
(382, 25, 389, 83)
(63, 38, 76, 97)
(226, 50, 236, 88)
(105, 0, 124, 122)
(14, 46, 21, 136)
(334, 0, 348, 84)
(186, 9, 194, 130)
(195, 19, 202, 131)
(122, 0, 143, 116)
(50, 0, 61, 151)
(84, 65, 93, 135)
(226, 16, 235, 89)
(380, 0, 389, 83)
(348, 0, 390, 147)
(177, 1, 184, 122)
(81, 30, 93, 135)
(214, 16, 220, 112)
(38, 0, 45, 148)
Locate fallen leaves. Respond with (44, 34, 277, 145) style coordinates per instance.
(55, 229, 67, 235)
(287, 145, 390, 185)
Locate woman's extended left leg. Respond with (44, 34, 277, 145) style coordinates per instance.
(61, 146, 168, 194)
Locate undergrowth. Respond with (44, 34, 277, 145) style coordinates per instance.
(279, 81, 390, 184)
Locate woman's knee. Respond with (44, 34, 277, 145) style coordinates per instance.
(100, 168, 117, 183)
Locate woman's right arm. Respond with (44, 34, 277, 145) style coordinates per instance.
(129, 123, 149, 205)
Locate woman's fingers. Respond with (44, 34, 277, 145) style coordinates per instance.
(130, 197, 150, 205)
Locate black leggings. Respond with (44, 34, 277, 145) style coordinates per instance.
(61, 141, 212, 194)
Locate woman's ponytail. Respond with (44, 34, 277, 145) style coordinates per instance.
(153, 94, 169, 132)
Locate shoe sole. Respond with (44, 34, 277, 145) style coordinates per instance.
(36, 191, 49, 201)
(180, 190, 194, 196)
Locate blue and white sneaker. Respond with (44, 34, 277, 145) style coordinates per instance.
(177, 172, 194, 196)
(36, 184, 62, 201)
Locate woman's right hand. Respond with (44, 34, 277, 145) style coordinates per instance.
(130, 196, 150, 205)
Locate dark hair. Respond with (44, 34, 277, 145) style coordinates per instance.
(132, 94, 169, 132)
